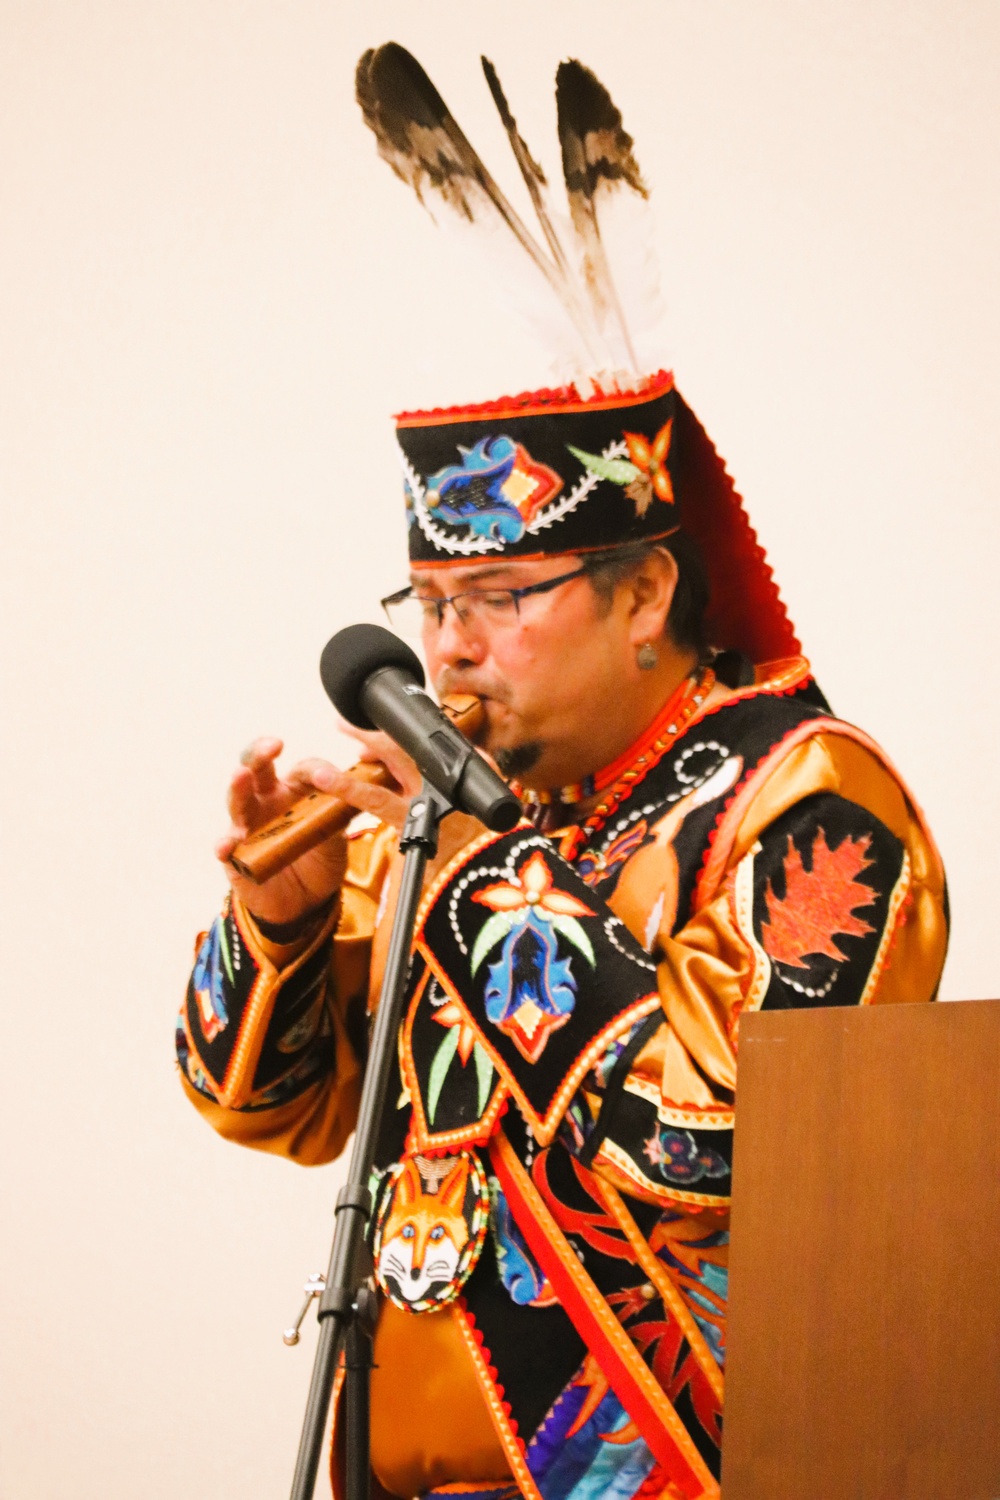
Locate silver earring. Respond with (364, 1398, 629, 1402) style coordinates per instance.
(637, 642, 658, 671)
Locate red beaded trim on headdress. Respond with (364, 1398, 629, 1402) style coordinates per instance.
(395, 370, 674, 428)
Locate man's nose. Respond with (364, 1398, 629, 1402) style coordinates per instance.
(432, 605, 486, 669)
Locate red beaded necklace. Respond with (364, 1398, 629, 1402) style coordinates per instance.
(511, 664, 715, 821)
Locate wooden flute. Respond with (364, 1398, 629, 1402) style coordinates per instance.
(228, 694, 484, 884)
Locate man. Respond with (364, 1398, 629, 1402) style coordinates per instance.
(178, 373, 948, 1500)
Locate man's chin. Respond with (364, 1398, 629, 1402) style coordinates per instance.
(493, 741, 544, 780)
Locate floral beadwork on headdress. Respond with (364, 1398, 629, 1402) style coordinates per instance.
(425, 436, 563, 545)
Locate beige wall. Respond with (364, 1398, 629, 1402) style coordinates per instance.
(2, 3, 998, 1496)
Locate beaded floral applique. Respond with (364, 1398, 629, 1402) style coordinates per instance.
(191, 915, 232, 1042)
(470, 851, 596, 1063)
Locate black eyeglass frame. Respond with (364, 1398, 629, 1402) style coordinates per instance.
(380, 566, 589, 630)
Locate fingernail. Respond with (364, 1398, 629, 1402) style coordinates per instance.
(313, 767, 337, 790)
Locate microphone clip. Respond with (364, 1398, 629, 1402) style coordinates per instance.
(399, 780, 454, 857)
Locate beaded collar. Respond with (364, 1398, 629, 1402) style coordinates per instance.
(510, 664, 715, 810)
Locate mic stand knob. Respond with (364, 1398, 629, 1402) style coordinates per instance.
(283, 1272, 326, 1346)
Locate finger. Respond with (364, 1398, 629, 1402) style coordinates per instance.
(239, 736, 284, 797)
(286, 756, 400, 799)
(215, 831, 240, 863)
(239, 735, 283, 769)
(226, 765, 258, 828)
(284, 758, 345, 795)
(338, 723, 422, 797)
(310, 766, 409, 830)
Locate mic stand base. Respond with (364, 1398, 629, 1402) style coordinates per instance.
(288, 784, 452, 1500)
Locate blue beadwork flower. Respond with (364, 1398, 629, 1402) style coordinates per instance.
(482, 910, 578, 1055)
(192, 916, 231, 1041)
(469, 851, 596, 1063)
(426, 436, 527, 543)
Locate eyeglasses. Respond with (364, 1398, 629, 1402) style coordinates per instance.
(381, 566, 588, 636)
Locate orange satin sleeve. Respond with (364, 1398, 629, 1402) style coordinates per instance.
(182, 822, 397, 1165)
(655, 890, 751, 1102)
(179, 1001, 361, 1166)
(366, 1303, 512, 1498)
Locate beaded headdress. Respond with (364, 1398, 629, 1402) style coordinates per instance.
(357, 45, 799, 665)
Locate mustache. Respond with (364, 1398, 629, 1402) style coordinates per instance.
(435, 668, 512, 706)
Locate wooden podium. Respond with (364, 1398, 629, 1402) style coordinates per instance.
(723, 999, 1000, 1500)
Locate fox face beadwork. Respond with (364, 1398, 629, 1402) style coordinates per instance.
(373, 1151, 490, 1313)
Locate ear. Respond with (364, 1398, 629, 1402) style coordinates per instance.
(395, 1159, 423, 1207)
(623, 546, 679, 647)
(437, 1157, 471, 1214)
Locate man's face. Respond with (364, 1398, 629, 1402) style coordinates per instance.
(410, 555, 637, 787)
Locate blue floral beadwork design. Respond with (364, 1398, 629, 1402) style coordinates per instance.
(426, 436, 563, 545)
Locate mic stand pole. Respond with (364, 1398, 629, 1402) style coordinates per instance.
(288, 781, 452, 1500)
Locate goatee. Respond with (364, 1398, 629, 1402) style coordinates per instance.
(494, 741, 544, 779)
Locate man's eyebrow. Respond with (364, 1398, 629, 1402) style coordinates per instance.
(409, 566, 518, 589)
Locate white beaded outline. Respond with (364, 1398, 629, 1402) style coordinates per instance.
(777, 966, 839, 1000)
(427, 976, 448, 1009)
(598, 741, 732, 848)
(604, 915, 658, 973)
(399, 440, 629, 558)
(447, 866, 506, 956)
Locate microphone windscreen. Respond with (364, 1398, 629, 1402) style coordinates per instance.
(320, 623, 425, 729)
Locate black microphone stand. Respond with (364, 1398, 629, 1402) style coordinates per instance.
(288, 781, 452, 1500)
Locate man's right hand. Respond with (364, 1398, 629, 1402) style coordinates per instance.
(216, 734, 425, 927)
(215, 737, 352, 928)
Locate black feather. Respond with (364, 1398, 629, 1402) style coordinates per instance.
(481, 55, 549, 194)
(356, 43, 485, 220)
(555, 59, 647, 200)
(556, 60, 648, 367)
(356, 43, 602, 366)
(481, 55, 585, 305)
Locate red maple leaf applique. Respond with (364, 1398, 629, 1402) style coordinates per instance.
(760, 828, 877, 969)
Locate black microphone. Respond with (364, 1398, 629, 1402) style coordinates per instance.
(319, 624, 521, 834)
